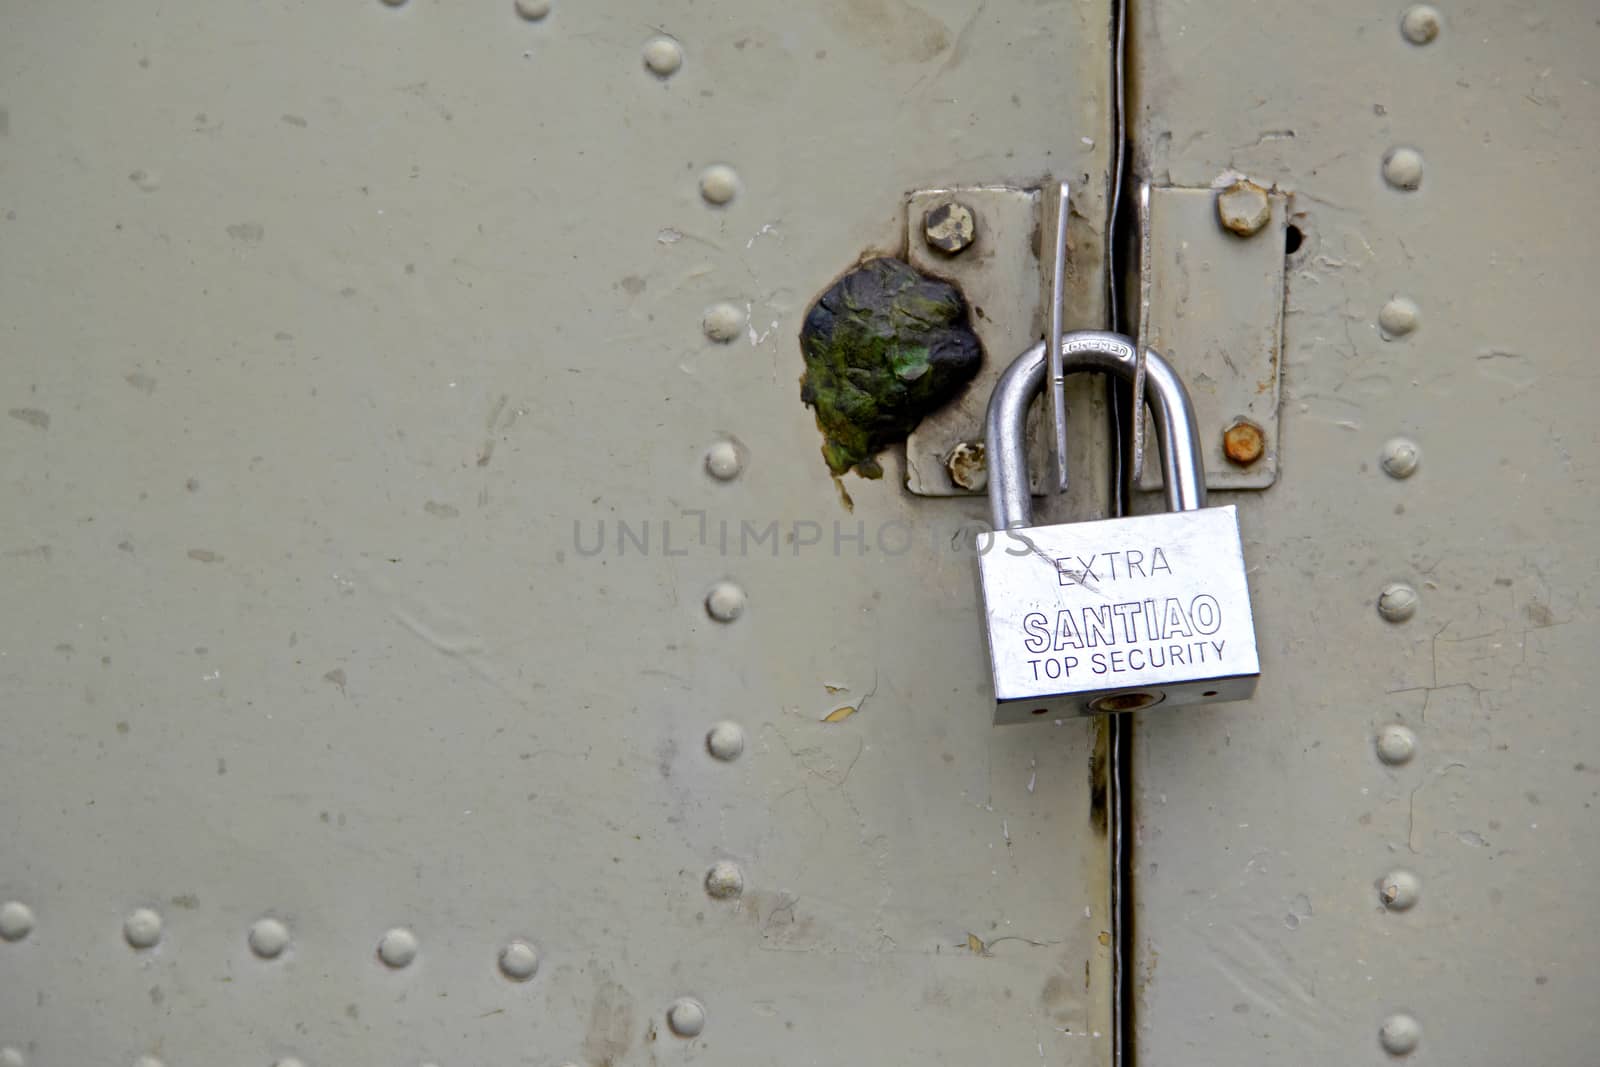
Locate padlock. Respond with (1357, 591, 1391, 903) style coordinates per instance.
(977, 330, 1260, 723)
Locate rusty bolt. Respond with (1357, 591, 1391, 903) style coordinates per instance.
(1221, 419, 1266, 466)
(945, 440, 987, 491)
(924, 201, 976, 254)
(1216, 179, 1272, 237)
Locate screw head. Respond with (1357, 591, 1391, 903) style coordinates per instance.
(923, 201, 976, 254)
(1222, 419, 1266, 466)
(1216, 179, 1272, 237)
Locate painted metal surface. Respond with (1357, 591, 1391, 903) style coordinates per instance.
(1129, 2, 1600, 1063)
(0, 1, 1115, 1064)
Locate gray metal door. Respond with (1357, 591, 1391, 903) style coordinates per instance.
(0, 3, 1118, 1064)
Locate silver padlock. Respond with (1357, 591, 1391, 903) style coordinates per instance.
(977, 330, 1260, 723)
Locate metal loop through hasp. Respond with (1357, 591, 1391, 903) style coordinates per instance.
(986, 330, 1206, 530)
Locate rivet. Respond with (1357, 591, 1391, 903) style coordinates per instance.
(1375, 724, 1417, 765)
(1381, 147, 1424, 191)
(123, 907, 163, 949)
(498, 938, 540, 981)
(0, 901, 35, 942)
(705, 581, 746, 622)
(1380, 437, 1420, 479)
(667, 996, 707, 1037)
(248, 916, 291, 959)
(1, 1046, 23, 1067)
(705, 441, 742, 480)
(1377, 582, 1418, 623)
(702, 302, 746, 343)
(1215, 179, 1272, 237)
(706, 720, 745, 761)
(1221, 419, 1266, 466)
(705, 861, 745, 899)
(377, 927, 420, 968)
(1379, 1012, 1421, 1055)
(514, 0, 552, 19)
(642, 37, 684, 77)
(699, 164, 740, 206)
(1378, 869, 1421, 911)
(1399, 5, 1441, 45)
(923, 200, 976, 254)
(1378, 297, 1420, 338)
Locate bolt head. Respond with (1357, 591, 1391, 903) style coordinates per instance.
(924, 201, 976, 254)
(1216, 180, 1272, 237)
(945, 440, 987, 491)
(1221, 419, 1266, 466)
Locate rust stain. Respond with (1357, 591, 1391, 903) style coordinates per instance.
(821, 705, 858, 724)
(1088, 717, 1109, 836)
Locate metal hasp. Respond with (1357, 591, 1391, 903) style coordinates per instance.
(902, 185, 1115, 516)
(1136, 183, 1288, 491)
(977, 331, 1260, 724)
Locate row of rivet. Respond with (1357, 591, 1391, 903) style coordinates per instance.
(3, 901, 712, 1063)
(1369, 10, 1439, 1059)
(0, 905, 536, 976)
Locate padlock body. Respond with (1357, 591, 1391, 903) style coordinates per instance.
(978, 505, 1259, 724)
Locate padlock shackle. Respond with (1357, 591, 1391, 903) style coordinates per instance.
(986, 331, 1205, 530)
